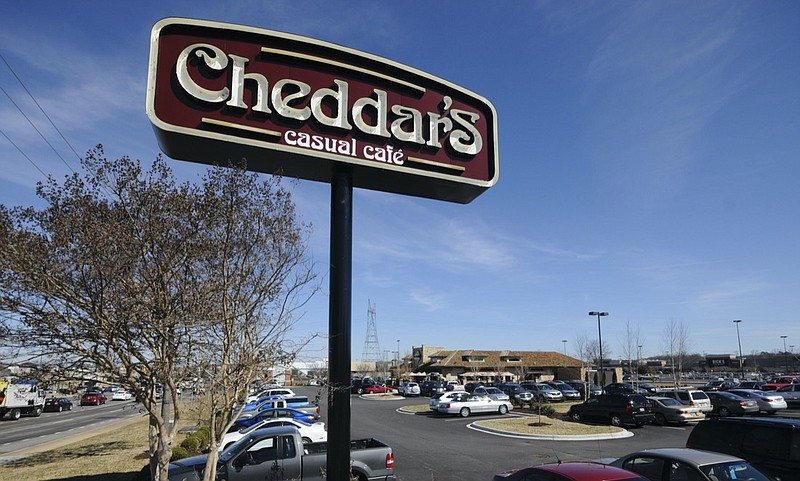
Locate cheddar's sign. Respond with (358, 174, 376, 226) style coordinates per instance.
(146, 18, 498, 203)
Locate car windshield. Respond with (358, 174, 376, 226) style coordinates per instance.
(701, 462, 772, 481)
(240, 420, 269, 434)
(658, 398, 682, 406)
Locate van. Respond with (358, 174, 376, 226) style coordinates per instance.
(659, 389, 712, 413)
(686, 416, 800, 481)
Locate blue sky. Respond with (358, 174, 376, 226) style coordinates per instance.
(1, 1, 799, 365)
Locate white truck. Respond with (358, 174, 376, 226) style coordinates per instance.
(0, 379, 45, 420)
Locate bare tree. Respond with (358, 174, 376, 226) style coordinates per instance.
(662, 318, 691, 388)
(619, 320, 642, 373)
(574, 333, 611, 386)
(0, 147, 318, 481)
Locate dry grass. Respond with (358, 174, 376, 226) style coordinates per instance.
(0, 415, 152, 481)
(474, 415, 624, 436)
(2, 400, 612, 480)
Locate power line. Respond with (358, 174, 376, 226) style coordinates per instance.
(0, 128, 47, 178)
(0, 51, 79, 173)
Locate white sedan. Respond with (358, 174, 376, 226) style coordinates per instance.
(219, 418, 326, 451)
(111, 390, 134, 401)
(429, 391, 465, 411)
(727, 389, 788, 414)
(437, 393, 513, 417)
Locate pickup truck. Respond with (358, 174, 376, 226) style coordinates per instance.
(169, 425, 396, 481)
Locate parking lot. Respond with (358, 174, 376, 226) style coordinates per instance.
(296, 386, 740, 481)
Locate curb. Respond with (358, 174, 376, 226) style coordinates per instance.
(396, 406, 633, 441)
(358, 393, 406, 400)
(467, 422, 633, 441)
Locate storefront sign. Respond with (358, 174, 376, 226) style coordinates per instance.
(146, 18, 498, 203)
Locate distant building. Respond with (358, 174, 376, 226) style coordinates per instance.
(405, 346, 584, 383)
(699, 354, 745, 370)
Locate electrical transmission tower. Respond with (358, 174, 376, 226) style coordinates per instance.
(361, 300, 382, 363)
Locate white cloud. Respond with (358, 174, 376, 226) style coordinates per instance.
(408, 289, 446, 312)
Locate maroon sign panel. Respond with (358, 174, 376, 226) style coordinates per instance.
(146, 18, 498, 203)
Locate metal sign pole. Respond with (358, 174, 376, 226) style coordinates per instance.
(328, 171, 353, 481)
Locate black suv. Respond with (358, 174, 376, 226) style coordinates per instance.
(350, 378, 377, 394)
(567, 393, 654, 427)
(686, 416, 800, 481)
(419, 380, 444, 397)
(603, 382, 648, 395)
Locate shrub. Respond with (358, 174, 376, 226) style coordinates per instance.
(531, 403, 556, 417)
(193, 426, 211, 450)
(171, 446, 189, 461)
(180, 436, 201, 454)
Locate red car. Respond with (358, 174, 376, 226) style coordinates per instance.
(80, 392, 107, 406)
(363, 383, 394, 394)
(761, 375, 800, 391)
(493, 462, 649, 481)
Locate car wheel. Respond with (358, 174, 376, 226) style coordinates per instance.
(654, 413, 667, 426)
(357, 387, 364, 395)
(57, 406, 63, 412)
(302, 437, 312, 445)
(459, 407, 470, 417)
(718, 407, 731, 417)
(498, 405, 508, 415)
(10, 409, 21, 421)
(609, 414, 623, 427)
(351, 471, 367, 481)
(570, 411, 581, 422)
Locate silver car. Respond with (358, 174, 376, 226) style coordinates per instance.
(429, 391, 463, 411)
(436, 392, 513, 417)
(521, 383, 564, 402)
(547, 381, 581, 400)
(775, 384, 800, 407)
(472, 386, 510, 402)
(727, 389, 788, 414)
(398, 381, 420, 397)
(646, 396, 705, 425)
(658, 389, 713, 413)
(606, 447, 772, 481)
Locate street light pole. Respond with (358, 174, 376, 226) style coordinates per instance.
(781, 336, 788, 373)
(589, 312, 609, 386)
(562, 339, 567, 356)
(733, 320, 743, 380)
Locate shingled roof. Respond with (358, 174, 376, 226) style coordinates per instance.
(419, 349, 582, 368)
